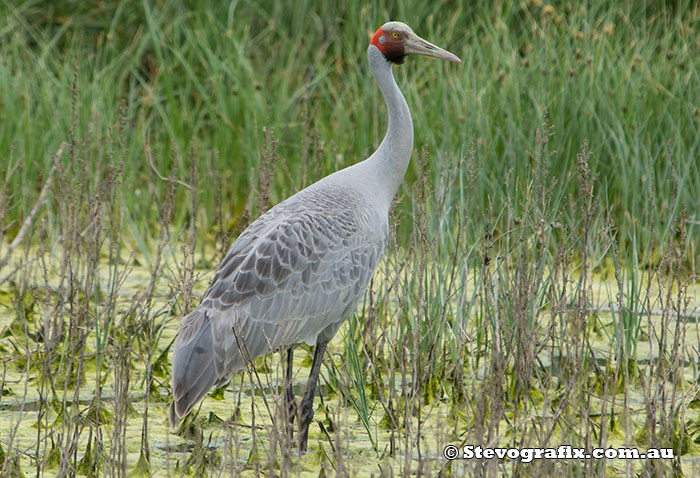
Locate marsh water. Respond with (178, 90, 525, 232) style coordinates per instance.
(0, 251, 698, 477)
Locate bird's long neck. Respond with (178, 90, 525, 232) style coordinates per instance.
(365, 46, 414, 207)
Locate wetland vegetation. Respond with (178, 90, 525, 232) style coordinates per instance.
(0, 1, 698, 476)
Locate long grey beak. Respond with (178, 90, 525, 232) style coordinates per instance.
(405, 34, 461, 63)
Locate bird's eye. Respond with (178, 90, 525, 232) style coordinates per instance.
(392, 32, 399, 38)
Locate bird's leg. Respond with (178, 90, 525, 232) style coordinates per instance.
(298, 340, 328, 451)
(284, 347, 297, 435)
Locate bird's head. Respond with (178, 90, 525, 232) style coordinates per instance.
(370, 21, 461, 65)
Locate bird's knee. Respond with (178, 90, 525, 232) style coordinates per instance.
(299, 401, 314, 424)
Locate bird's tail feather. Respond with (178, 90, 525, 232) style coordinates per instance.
(170, 309, 218, 426)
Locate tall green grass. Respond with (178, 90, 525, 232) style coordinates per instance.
(0, 1, 698, 477)
(1, 0, 697, 251)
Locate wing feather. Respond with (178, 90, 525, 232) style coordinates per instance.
(208, 189, 383, 361)
(171, 186, 387, 422)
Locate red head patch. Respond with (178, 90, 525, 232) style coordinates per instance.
(370, 26, 406, 64)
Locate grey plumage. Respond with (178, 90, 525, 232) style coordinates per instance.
(171, 184, 386, 420)
(169, 21, 460, 438)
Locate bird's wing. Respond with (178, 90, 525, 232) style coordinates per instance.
(193, 191, 387, 378)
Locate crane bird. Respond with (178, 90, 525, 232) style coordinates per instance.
(170, 21, 460, 450)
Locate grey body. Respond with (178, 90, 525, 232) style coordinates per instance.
(171, 181, 388, 419)
(170, 21, 460, 426)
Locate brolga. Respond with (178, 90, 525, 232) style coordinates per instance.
(170, 21, 460, 451)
